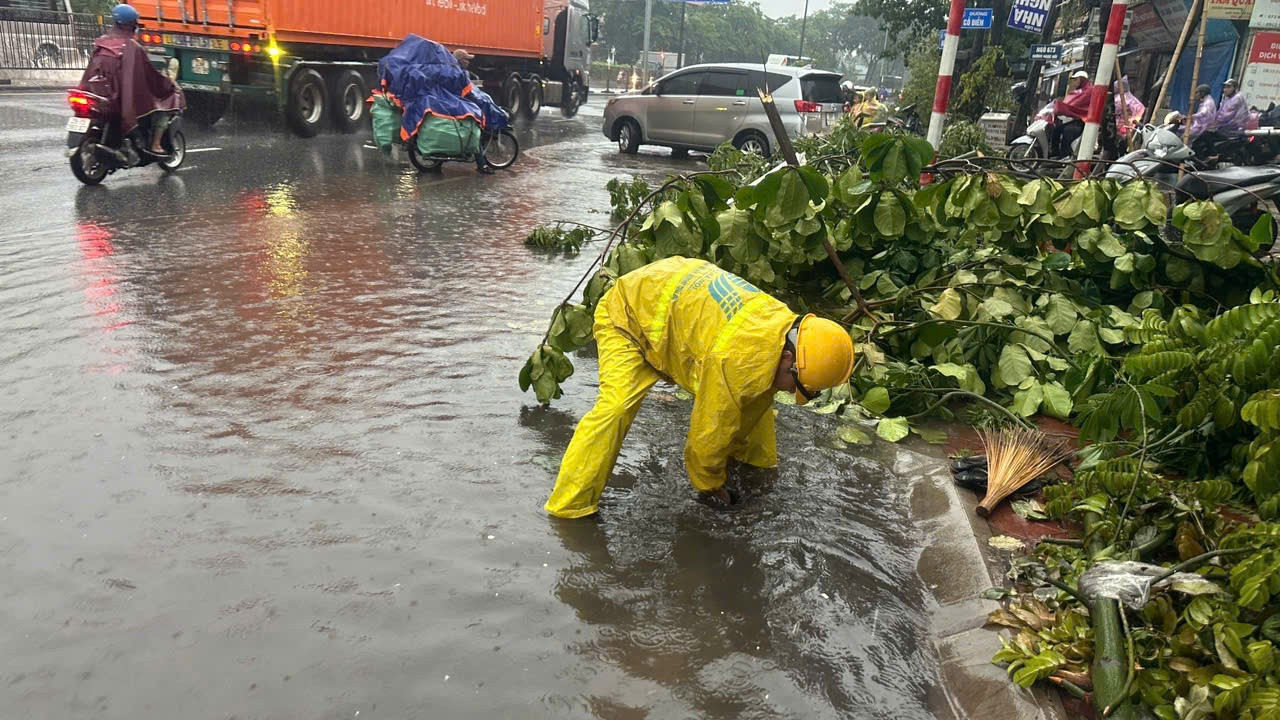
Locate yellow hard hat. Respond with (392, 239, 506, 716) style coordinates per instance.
(789, 314, 855, 405)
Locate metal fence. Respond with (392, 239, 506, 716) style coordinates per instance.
(0, 8, 107, 70)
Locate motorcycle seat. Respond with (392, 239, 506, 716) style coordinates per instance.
(1177, 164, 1280, 198)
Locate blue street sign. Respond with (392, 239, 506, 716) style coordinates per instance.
(938, 28, 946, 49)
(962, 8, 994, 29)
(1008, 0, 1052, 34)
(1029, 43, 1062, 61)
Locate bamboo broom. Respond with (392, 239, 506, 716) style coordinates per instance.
(975, 427, 1073, 517)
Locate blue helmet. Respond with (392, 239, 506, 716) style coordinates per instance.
(112, 4, 140, 26)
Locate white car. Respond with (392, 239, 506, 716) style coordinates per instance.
(602, 62, 845, 156)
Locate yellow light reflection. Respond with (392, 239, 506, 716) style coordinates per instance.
(265, 182, 297, 217)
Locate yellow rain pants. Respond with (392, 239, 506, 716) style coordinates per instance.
(545, 257, 798, 518)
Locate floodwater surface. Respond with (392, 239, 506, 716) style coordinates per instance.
(0, 93, 944, 718)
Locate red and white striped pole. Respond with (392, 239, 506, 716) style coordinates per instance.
(926, 0, 968, 150)
(1074, 0, 1129, 176)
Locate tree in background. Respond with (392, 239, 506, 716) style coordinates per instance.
(590, 0, 887, 80)
(69, 0, 116, 14)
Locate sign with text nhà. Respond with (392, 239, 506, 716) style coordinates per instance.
(1008, 0, 1053, 34)
(1243, 31, 1280, 106)
(962, 8, 995, 29)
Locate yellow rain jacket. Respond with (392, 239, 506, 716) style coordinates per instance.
(545, 257, 799, 518)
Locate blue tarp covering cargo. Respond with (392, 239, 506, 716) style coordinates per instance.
(369, 34, 509, 156)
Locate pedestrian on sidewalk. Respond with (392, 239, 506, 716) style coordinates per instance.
(545, 257, 855, 518)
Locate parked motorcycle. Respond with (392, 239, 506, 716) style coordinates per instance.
(1106, 123, 1192, 186)
(1246, 103, 1280, 164)
(1007, 101, 1083, 171)
(407, 107, 520, 172)
(64, 88, 185, 186)
(1191, 128, 1252, 168)
(1176, 164, 1280, 250)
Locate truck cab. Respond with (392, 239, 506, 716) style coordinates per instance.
(539, 0, 598, 111)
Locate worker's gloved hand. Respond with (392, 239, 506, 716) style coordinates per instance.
(699, 487, 739, 511)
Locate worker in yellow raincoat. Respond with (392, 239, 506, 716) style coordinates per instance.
(545, 257, 855, 518)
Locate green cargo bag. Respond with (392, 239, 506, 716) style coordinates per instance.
(415, 115, 481, 157)
(370, 94, 403, 154)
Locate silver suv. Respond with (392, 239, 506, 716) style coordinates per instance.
(602, 63, 845, 156)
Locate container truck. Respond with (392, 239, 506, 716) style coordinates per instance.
(127, 0, 598, 137)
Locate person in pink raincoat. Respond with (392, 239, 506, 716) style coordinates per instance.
(1113, 76, 1145, 139)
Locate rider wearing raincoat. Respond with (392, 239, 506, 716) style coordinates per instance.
(545, 257, 855, 519)
(849, 88, 886, 128)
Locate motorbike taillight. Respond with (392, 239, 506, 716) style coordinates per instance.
(67, 91, 95, 118)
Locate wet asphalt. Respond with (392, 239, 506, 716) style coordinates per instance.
(0, 91, 944, 719)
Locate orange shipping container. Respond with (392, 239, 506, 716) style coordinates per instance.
(135, 0, 544, 58)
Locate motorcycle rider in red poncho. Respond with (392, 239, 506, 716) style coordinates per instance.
(78, 4, 185, 159)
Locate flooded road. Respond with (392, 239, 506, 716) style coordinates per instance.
(1, 93, 944, 718)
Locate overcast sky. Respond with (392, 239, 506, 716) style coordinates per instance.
(755, 0, 833, 19)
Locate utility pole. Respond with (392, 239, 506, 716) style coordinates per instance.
(798, 0, 810, 59)
(641, 0, 653, 85)
(677, 0, 688, 68)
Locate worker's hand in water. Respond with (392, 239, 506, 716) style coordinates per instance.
(699, 487, 738, 511)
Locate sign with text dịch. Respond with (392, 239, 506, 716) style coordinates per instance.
(1008, 0, 1053, 34)
(1207, 0, 1255, 20)
(1243, 31, 1280, 107)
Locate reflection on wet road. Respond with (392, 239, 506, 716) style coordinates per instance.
(0, 92, 942, 718)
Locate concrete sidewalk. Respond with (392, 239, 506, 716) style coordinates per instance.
(889, 436, 1068, 720)
(0, 68, 82, 90)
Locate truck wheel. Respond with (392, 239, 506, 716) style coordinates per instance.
(502, 73, 524, 118)
(185, 92, 230, 128)
(523, 76, 543, 119)
(560, 81, 581, 118)
(328, 69, 367, 134)
(286, 68, 328, 138)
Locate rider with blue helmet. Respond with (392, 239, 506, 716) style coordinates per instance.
(79, 3, 184, 156)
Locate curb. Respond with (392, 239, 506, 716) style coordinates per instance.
(894, 435, 1068, 720)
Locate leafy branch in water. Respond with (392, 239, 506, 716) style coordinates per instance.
(524, 223, 600, 254)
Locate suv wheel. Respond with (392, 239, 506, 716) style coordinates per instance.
(617, 119, 640, 154)
(734, 132, 770, 156)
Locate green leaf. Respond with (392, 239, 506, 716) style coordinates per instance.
(1114, 181, 1155, 229)
(862, 386, 891, 414)
(1043, 295, 1078, 335)
(1040, 382, 1073, 419)
(1252, 212, 1275, 251)
(997, 344, 1033, 388)
(932, 362, 986, 395)
(876, 416, 911, 442)
(873, 191, 906, 236)
(1095, 227, 1127, 258)
(765, 170, 810, 227)
(796, 165, 830, 203)
(929, 288, 963, 320)
(1068, 320, 1101, 354)
(914, 426, 949, 445)
(518, 354, 534, 392)
(1011, 381, 1044, 417)
(981, 296, 1015, 320)
(1043, 252, 1072, 270)
(838, 425, 873, 444)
